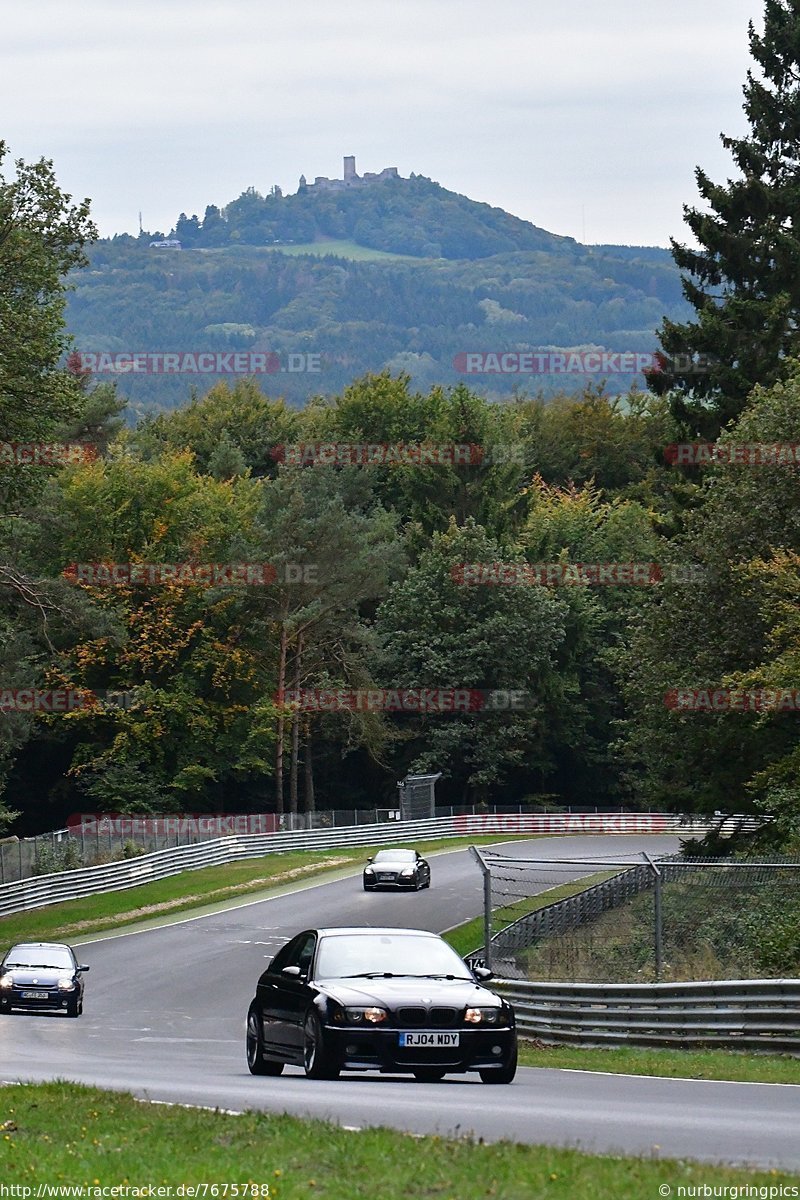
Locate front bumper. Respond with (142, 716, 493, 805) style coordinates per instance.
(0, 987, 77, 1012)
(322, 1023, 517, 1073)
(363, 874, 418, 889)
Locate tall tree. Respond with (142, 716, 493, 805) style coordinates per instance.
(0, 144, 96, 830)
(648, 1, 800, 437)
(0, 141, 96, 453)
(621, 366, 800, 813)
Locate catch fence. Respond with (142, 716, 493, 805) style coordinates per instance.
(470, 846, 799, 983)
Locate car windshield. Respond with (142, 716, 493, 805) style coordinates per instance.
(316, 933, 472, 980)
(5, 946, 73, 970)
(373, 850, 416, 863)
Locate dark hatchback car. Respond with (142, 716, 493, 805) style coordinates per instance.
(246, 926, 516, 1083)
(0, 942, 89, 1017)
(363, 848, 431, 891)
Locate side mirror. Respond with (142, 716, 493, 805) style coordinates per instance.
(282, 965, 302, 978)
(367, 856, 374, 863)
(78, 965, 90, 973)
(472, 965, 494, 981)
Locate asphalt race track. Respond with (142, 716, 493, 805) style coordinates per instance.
(2, 834, 799, 1169)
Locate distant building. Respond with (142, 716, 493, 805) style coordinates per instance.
(300, 156, 399, 193)
(149, 239, 182, 249)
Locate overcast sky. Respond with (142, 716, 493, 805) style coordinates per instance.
(2, 0, 760, 247)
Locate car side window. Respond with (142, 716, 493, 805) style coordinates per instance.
(292, 933, 317, 977)
(269, 938, 301, 975)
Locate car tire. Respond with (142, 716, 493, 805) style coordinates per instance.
(413, 1068, 447, 1082)
(303, 1011, 339, 1080)
(363, 881, 372, 891)
(66, 997, 81, 1018)
(479, 1045, 517, 1084)
(247, 1004, 284, 1076)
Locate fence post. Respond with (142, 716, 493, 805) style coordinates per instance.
(469, 845, 493, 972)
(644, 853, 663, 981)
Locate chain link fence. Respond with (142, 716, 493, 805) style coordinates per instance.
(471, 849, 800, 983)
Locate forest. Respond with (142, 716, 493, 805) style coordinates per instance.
(4, 0, 800, 864)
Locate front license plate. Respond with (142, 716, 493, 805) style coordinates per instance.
(399, 1031, 460, 1047)
(20, 991, 49, 1000)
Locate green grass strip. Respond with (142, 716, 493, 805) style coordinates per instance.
(517, 1040, 800, 1084)
(2, 1082, 798, 1195)
(442, 872, 615, 958)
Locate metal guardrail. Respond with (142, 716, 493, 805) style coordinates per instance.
(0, 805, 677, 884)
(0, 812, 703, 919)
(494, 978, 800, 1051)
(0, 817, 460, 918)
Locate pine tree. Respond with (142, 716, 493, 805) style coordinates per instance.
(649, 1, 800, 438)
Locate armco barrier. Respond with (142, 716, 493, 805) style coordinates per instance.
(0, 812, 705, 919)
(494, 978, 800, 1052)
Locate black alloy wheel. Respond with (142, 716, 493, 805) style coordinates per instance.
(247, 1004, 284, 1076)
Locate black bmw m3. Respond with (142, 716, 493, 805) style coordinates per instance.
(246, 926, 517, 1083)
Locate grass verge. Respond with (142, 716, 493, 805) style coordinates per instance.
(0, 834, 532, 947)
(442, 872, 614, 958)
(2, 1082, 797, 1196)
(517, 1041, 800, 1084)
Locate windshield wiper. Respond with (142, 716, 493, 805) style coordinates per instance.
(8, 963, 58, 969)
(388, 973, 468, 980)
(340, 971, 468, 981)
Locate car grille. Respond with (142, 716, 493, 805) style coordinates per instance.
(396, 1006, 459, 1028)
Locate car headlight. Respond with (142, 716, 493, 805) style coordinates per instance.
(364, 867, 375, 875)
(344, 1006, 387, 1024)
(400, 868, 414, 877)
(57, 978, 76, 991)
(0, 975, 12, 990)
(464, 1006, 503, 1025)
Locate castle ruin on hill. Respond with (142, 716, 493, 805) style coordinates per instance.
(298, 156, 399, 193)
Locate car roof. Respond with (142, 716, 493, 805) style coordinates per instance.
(9, 942, 72, 951)
(315, 927, 439, 938)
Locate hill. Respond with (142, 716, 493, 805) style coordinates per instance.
(169, 170, 579, 260)
(65, 172, 690, 412)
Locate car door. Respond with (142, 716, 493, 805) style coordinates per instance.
(258, 932, 317, 1062)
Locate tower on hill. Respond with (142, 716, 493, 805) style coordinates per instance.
(300, 156, 399, 193)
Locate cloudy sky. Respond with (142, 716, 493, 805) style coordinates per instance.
(3, 0, 759, 247)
